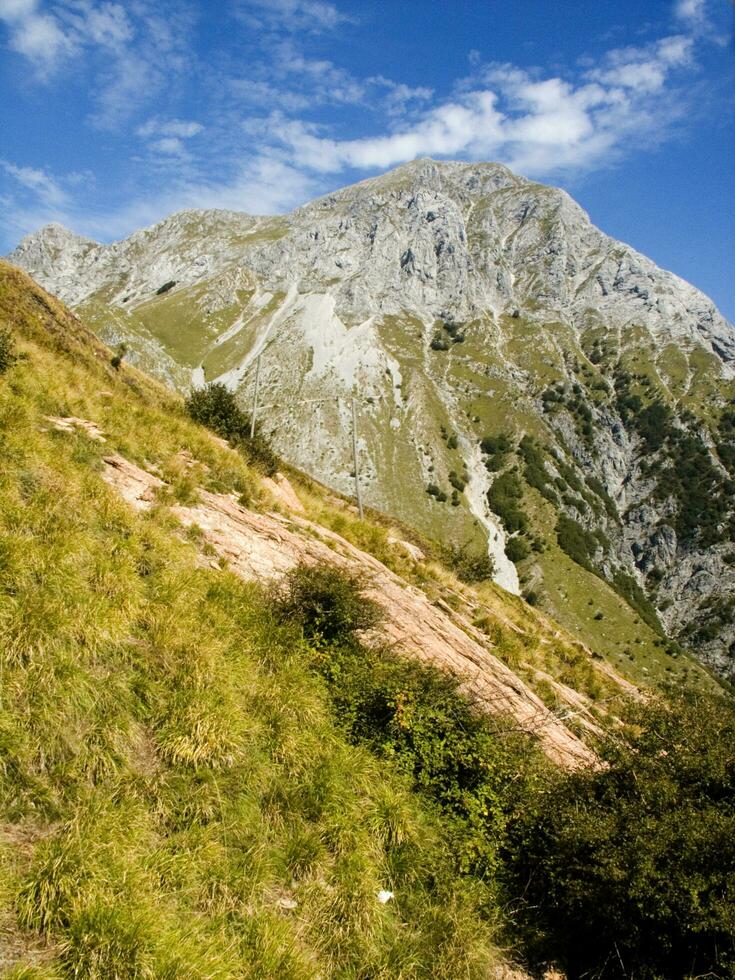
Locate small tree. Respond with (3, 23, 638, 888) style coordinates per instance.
(185, 382, 279, 475)
(505, 689, 735, 977)
(186, 382, 249, 441)
(442, 543, 496, 583)
(110, 343, 128, 370)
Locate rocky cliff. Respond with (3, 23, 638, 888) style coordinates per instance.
(9, 159, 735, 676)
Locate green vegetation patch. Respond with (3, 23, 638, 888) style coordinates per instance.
(506, 689, 735, 978)
(615, 369, 734, 547)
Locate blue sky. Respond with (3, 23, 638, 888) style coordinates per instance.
(1, 0, 733, 319)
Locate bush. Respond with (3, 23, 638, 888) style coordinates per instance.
(272, 563, 383, 646)
(448, 470, 466, 492)
(313, 641, 546, 878)
(185, 382, 278, 475)
(0, 326, 18, 374)
(480, 433, 512, 457)
(430, 335, 450, 351)
(186, 382, 250, 441)
(610, 569, 662, 634)
(505, 536, 530, 563)
(487, 470, 528, 534)
(427, 482, 448, 503)
(443, 543, 496, 583)
(518, 435, 550, 496)
(555, 514, 598, 571)
(505, 689, 735, 978)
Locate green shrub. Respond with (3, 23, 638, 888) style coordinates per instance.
(487, 470, 528, 534)
(480, 432, 512, 458)
(448, 471, 466, 492)
(610, 569, 662, 634)
(110, 342, 127, 370)
(555, 514, 598, 571)
(505, 537, 530, 563)
(313, 642, 546, 879)
(272, 563, 383, 646)
(614, 372, 731, 547)
(427, 482, 448, 503)
(518, 435, 550, 495)
(185, 382, 278, 475)
(505, 690, 735, 978)
(186, 382, 250, 441)
(443, 543, 496, 583)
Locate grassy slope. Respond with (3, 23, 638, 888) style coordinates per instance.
(2, 260, 723, 974)
(0, 263, 507, 977)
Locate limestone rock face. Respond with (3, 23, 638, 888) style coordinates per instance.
(9, 158, 735, 676)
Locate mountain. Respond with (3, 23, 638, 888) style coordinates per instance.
(9, 158, 735, 678)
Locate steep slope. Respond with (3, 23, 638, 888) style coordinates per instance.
(9, 159, 735, 678)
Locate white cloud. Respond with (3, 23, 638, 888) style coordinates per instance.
(236, 0, 352, 33)
(0, 0, 38, 16)
(370, 76, 434, 116)
(275, 91, 505, 173)
(0, 0, 74, 72)
(0, 1, 194, 125)
(150, 137, 184, 155)
(270, 39, 367, 104)
(60, 0, 133, 46)
(2, 148, 319, 248)
(137, 118, 203, 139)
(265, 30, 700, 180)
(0, 0, 134, 75)
(590, 35, 693, 92)
(0, 0, 722, 252)
(675, 0, 707, 23)
(1, 160, 69, 206)
(230, 77, 311, 112)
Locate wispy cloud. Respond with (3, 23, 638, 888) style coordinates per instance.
(235, 0, 353, 33)
(2, 150, 318, 245)
(0, 1, 195, 124)
(0, 0, 74, 74)
(1, 160, 70, 206)
(265, 29, 704, 179)
(137, 118, 203, 139)
(675, 0, 707, 25)
(135, 118, 204, 156)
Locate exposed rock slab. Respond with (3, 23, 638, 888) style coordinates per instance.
(101, 453, 597, 769)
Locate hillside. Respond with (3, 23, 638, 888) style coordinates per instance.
(2, 261, 734, 978)
(9, 159, 735, 680)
